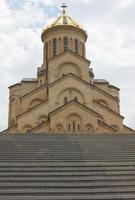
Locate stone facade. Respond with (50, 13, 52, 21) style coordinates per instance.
(5, 7, 134, 134)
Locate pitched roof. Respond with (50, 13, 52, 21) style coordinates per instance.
(0, 133, 135, 199)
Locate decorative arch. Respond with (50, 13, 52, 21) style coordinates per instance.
(85, 124, 94, 133)
(97, 99, 109, 108)
(10, 119, 16, 126)
(10, 97, 16, 103)
(98, 114, 105, 122)
(38, 115, 48, 124)
(9, 96, 17, 125)
(22, 125, 32, 133)
(111, 124, 119, 132)
(29, 98, 43, 108)
(56, 88, 86, 105)
(56, 62, 81, 78)
(56, 124, 63, 133)
(66, 114, 82, 133)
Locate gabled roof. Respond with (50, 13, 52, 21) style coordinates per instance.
(48, 49, 91, 65)
(30, 99, 120, 133)
(49, 73, 118, 101)
(49, 99, 99, 117)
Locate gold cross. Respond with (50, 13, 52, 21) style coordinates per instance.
(61, 3, 68, 14)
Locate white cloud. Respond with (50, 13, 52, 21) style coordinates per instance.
(0, 0, 135, 131)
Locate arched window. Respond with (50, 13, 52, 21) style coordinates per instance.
(73, 121, 75, 131)
(40, 80, 42, 87)
(64, 97, 68, 104)
(68, 124, 71, 131)
(53, 38, 57, 56)
(82, 43, 85, 57)
(85, 124, 94, 133)
(75, 97, 78, 101)
(67, 115, 81, 133)
(56, 124, 63, 133)
(45, 42, 48, 60)
(68, 121, 80, 132)
(75, 39, 78, 54)
(78, 124, 80, 131)
(64, 37, 68, 51)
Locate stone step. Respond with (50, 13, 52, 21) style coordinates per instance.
(0, 194, 133, 200)
(0, 170, 135, 176)
(1, 194, 135, 200)
(0, 134, 135, 199)
(0, 149, 134, 153)
(0, 159, 134, 163)
(0, 166, 135, 171)
(0, 155, 135, 159)
(0, 175, 135, 181)
(0, 187, 135, 194)
(0, 180, 135, 187)
(0, 161, 135, 166)
(0, 195, 134, 200)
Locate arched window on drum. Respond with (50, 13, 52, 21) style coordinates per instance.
(64, 37, 68, 51)
(75, 38, 78, 54)
(53, 38, 57, 56)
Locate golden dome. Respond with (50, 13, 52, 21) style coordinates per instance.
(44, 4, 84, 31)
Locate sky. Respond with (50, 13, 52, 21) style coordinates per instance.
(0, 0, 135, 131)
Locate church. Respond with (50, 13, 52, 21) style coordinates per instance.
(5, 4, 134, 134)
(0, 4, 135, 199)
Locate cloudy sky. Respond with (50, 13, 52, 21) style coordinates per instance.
(0, 0, 135, 131)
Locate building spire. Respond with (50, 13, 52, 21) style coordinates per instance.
(61, 3, 67, 14)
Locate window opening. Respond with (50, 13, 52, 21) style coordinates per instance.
(40, 80, 42, 86)
(46, 42, 48, 59)
(53, 38, 57, 56)
(64, 37, 68, 51)
(68, 124, 71, 131)
(73, 121, 75, 131)
(78, 124, 80, 131)
(75, 39, 78, 54)
(64, 97, 68, 104)
(82, 43, 85, 57)
(75, 97, 78, 101)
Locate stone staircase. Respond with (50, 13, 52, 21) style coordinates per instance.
(0, 133, 135, 199)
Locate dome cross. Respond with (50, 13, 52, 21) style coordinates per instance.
(61, 3, 68, 14)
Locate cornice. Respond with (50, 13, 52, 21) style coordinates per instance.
(123, 125, 135, 132)
(98, 120, 117, 132)
(30, 120, 49, 132)
(17, 99, 49, 119)
(21, 83, 48, 100)
(94, 100, 124, 119)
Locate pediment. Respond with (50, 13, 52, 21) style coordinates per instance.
(49, 50, 90, 66)
(48, 50, 91, 83)
(49, 73, 92, 89)
(49, 100, 99, 118)
(48, 100, 99, 132)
